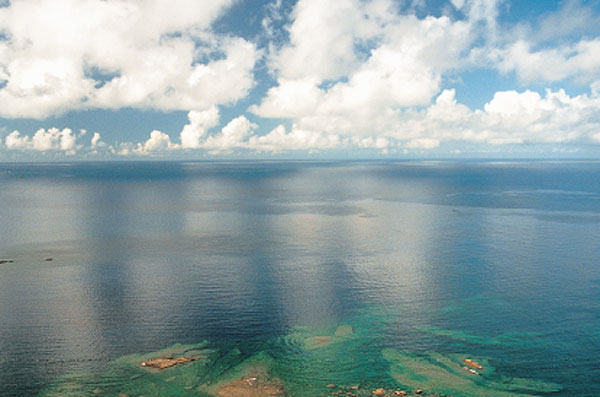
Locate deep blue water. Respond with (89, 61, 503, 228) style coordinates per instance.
(0, 161, 599, 395)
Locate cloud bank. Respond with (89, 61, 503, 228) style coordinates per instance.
(0, 0, 257, 118)
(1, 0, 600, 157)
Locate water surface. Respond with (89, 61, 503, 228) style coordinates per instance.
(1, 161, 599, 395)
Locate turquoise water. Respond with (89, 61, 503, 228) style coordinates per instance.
(1, 161, 599, 395)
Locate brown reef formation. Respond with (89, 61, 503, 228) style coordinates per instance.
(216, 375, 286, 396)
(140, 355, 202, 370)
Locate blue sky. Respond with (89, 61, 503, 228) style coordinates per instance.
(1, 0, 599, 160)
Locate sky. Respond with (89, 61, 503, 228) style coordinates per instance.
(1, 0, 600, 160)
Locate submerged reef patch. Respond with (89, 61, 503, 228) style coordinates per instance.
(382, 349, 561, 396)
(41, 307, 561, 396)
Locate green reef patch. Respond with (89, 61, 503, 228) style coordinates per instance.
(284, 323, 358, 351)
(41, 342, 287, 397)
(41, 307, 562, 396)
(382, 349, 561, 396)
(42, 342, 216, 396)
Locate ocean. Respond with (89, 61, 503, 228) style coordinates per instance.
(0, 161, 599, 396)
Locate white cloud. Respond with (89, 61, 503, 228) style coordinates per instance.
(253, 0, 473, 138)
(91, 36, 258, 111)
(250, 78, 323, 118)
(489, 39, 600, 83)
(203, 115, 257, 152)
(267, 0, 471, 88)
(134, 130, 177, 155)
(90, 132, 104, 148)
(403, 88, 600, 146)
(471, 1, 600, 84)
(3, 0, 600, 158)
(131, 115, 256, 155)
(59, 128, 76, 151)
(242, 0, 600, 155)
(479, 89, 599, 143)
(130, 116, 345, 155)
(180, 106, 220, 149)
(4, 128, 80, 153)
(27, 84, 599, 157)
(271, 0, 365, 81)
(0, 0, 257, 118)
(180, 114, 258, 153)
(250, 87, 600, 152)
(4, 131, 28, 150)
(247, 124, 347, 153)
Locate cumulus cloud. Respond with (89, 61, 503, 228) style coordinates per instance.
(129, 115, 346, 155)
(488, 39, 600, 83)
(398, 88, 600, 146)
(90, 132, 104, 148)
(2, 0, 600, 158)
(242, 0, 600, 155)
(203, 116, 257, 152)
(128, 115, 255, 156)
(254, 87, 600, 152)
(133, 130, 177, 155)
(469, 1, 600, 85)
(247, 125, 347, 153)
(252, 0, 473, 138)
(4, 128, 81, 153)
(180, 106, 220, 149)
(25, 83, 599, 157)
(255, 87, 599, 151)
(270, 0, 367, 81)
(0, 0, 257, 118)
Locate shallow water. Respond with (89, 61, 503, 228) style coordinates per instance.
(1, 161, 599, 395)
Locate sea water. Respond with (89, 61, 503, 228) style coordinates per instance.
(0, 161, 599, 396)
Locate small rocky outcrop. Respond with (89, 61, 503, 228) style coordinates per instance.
(140, 356, 201, 370)
(462, 359, 483, 370)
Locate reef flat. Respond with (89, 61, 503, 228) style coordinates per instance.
(42, 308, 561, 396)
